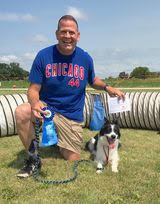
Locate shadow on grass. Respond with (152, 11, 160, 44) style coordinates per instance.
(8, 145, 63, 170)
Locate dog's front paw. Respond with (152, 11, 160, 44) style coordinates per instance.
(96, 170, 102, 174)
(96, 167, 103, 174)
(112, 168, 118, 173)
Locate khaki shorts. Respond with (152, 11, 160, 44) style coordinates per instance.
(34, 101, 83, 154)
(53, 113, 83, 154)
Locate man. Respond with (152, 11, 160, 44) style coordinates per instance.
(15, 15, 124, 178)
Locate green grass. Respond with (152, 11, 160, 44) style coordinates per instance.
(106, 77, 160, 88)
(0, 128, 160, 203)
(0, 78, 160, 95)
(0, 80, 29, 88)
(0, 79, 160, 203)
(0, 77, 160, 89)
(0, 90, 27, 95)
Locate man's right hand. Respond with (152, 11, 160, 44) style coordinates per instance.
(27, 83, 47, 119)
(31, 100, 46, 119)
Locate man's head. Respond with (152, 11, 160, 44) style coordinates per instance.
(56, 15, 80, 55)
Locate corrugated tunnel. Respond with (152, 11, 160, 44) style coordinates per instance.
(0, 94, 27, 136)
(0, 92, 160, 137)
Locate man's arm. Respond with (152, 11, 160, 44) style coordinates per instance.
(91, 76, 125, 99)
(27, 83, 46, 118)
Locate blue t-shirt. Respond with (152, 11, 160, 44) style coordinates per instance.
(29, 45, 95, 122)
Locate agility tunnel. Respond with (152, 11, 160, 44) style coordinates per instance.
(85, 92, 160, 131)
(0, 93, 27, 137)
(0, 92, 160, 137)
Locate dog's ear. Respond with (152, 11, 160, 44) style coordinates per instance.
(112, 115, 120, 125)
(104, 117, 110, 124)
(115, 115, 120, 123)
(115, 118, 121, 138)
(114, 119, 118, 125)
(100, 127, 106, 135)
(117, 129, 121, 139)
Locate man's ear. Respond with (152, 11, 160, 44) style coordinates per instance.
(77, 32, 80, 41)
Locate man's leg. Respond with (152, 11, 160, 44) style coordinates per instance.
(59, 147, 80, 160)
(15, 103, 34, 151)
(15, 103, 41, 177)
(54, 113, 83, 161)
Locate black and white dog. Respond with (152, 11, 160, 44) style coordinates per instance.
(86, 118, 121, 173)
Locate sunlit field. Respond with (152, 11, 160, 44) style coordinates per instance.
(0, 79, 160, 203)
(0, 128, 160, 203)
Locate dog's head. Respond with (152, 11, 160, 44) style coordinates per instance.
(99, 117, 121, 144)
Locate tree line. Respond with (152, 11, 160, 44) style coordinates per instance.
(0, 62, 29, 80)
(119, 67, 160, 79)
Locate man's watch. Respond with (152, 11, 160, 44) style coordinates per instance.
(103, 84, 110, 91)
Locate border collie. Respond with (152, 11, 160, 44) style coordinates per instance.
(86, 118, 121, 173)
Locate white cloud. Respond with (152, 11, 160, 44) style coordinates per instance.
(0, 13, 18, 21)
(0, 12, 36, 22)
(23, 52, 36, 60)
(32, 34, 49, 44)
(0, 55, 18, 62)
(91, 48, 160, 78)
(1, 48, 160, 77)
(19, 52, 37, 71)
(67, 6, 87, 20)
(21, 14, 36, 22)
(0, 53, 34, 71)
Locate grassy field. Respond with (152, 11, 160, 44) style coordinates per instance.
(0, 79, 160, 203)
(0, 80, 29, 88)
(0, 128, 160, 204)
(0, 78, 160, 95)
(0, 77, 160, 89)
(106, 77, 160, 88)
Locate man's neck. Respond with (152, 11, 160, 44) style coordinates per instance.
(56, 44, 75, 56)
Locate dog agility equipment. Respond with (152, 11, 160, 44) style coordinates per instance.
(0, 92, 160, 137)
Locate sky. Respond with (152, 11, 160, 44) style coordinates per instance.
(0, 0, 160, 78)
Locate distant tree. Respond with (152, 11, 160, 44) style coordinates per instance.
(0, 62, 29, 80)
(130, 67, 151, 79)
(119, 72, 129, 79)
(10, 62, 26, 79)
(0, 63, 11, 80)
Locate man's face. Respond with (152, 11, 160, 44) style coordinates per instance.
(56, 19, 80, 55)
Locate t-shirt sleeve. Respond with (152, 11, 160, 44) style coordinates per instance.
(88, 55, 95, 85)
(28, 52, 44, 84)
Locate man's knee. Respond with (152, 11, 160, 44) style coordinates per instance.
(59, 147, 80, 161)
(15, 103, 32, 122)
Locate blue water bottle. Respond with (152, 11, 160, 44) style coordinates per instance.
(40, 107, 58, 147)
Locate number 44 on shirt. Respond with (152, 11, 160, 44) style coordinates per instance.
(68, 78, 80, 88)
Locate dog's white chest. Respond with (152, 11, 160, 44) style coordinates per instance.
(96, 143, 109, 163)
